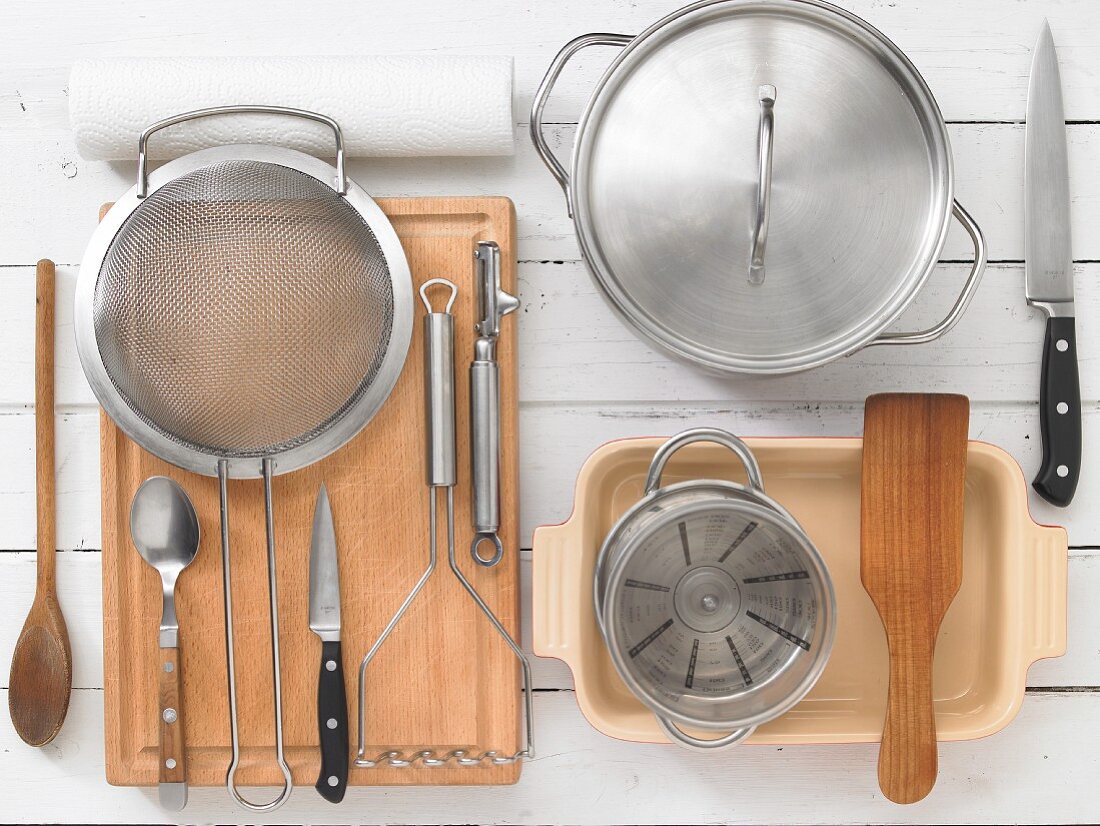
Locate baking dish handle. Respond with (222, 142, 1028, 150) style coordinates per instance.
(1024, 523, 1069, 664)
(869, 200, 987, 347)
(531, 522, 585, 673)
(136, 105, 348, 198)
(531, 33, 634, 217)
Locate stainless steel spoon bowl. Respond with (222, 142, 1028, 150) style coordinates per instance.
(130, 476, 200, 811)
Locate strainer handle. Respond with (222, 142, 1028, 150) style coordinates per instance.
(530, 33, 633, 217)
(656, 716, 755, 750)
(644, 428, 764, 495)
(136, 105, 347, 197)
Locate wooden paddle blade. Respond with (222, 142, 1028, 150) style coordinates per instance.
(860, 393, 969, 804)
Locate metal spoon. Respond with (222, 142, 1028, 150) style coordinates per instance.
(9, 260, 73, 748)
(130, 476, 200, 811)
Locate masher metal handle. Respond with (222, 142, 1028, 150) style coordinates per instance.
(421, 279, 458, 488)
(137, 105, 348, 197)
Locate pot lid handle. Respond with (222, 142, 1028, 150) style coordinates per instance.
(749, 85, 776, 286)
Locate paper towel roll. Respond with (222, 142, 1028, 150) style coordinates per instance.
(69, 55, 514, 160)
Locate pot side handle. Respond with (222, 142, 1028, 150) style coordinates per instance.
(531, 522, 587, 674)
(869, 200, 988, 347)
(530, 33, 634, 218)
(1024, 522, 1069, 664)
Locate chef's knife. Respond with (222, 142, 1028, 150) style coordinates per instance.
(309, 483, 348, 802)
(1026, 20, 1081, 507)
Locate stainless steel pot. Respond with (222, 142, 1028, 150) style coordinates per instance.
(532, 0, 988, 374)
(594, 429, 836, 749)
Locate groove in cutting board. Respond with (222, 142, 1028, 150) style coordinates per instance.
(101, 197, 522, 787)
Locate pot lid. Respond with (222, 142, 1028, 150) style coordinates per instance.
(572, 0, 953, 372)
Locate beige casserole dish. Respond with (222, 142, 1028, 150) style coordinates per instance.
(532, 436, 1068, 745)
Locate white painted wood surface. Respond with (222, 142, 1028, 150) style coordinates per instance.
(1, 0, 1097, 823)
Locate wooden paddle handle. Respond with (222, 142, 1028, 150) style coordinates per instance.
(879, 633, 937, 803)
(158, 647, 186, 785)
(35, 260, 56, 587)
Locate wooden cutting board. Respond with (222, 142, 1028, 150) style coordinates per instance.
(101, 196, 522, 787)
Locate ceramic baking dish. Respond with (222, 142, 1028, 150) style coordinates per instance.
(532, 437, 1068, 745)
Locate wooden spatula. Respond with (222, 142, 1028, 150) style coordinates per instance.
(861, 393, 969, 804)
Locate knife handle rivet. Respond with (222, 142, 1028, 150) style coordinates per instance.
(325, 659, 337, 672)
(165, 758, 177, 770)
(327, 775, 339, 787)
(162, 708, 177, 724)
(1057, 402, 1069, 414)
(1057, 464, 1070, 478)
(1057, 339, 1069, 352)
(163, 661, 174, 673)
(327, 717, 338, 729)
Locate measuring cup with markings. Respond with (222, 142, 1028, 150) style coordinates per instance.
(594, 428, 836, 750)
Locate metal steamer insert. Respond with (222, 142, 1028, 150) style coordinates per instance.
(595, 429, 836, 749)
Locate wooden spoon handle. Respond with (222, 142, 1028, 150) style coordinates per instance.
(158, 646, 187, 810)
(879, 636, 937, 803)
(35, 260, 55, 587)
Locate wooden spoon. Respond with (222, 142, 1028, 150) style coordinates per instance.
(8, 260, 72, 746)
(860, 393, 968, 804)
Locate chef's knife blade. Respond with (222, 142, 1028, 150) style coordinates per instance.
(308, 483, 348, 802)
(1026, 20, 1081, 507)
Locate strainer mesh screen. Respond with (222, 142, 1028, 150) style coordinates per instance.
(93, 160, 395, 457)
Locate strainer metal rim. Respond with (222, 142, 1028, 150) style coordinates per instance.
(75, 144, 413, 479)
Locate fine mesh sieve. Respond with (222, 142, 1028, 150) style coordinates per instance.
(93, 159, 396, 458)
(75, 107, 413, 812)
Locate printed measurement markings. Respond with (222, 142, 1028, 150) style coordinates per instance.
(743, 570, 809, 584)
(718, 522, 758, 562)
(747, 611, 810, 651)
(625, 579, 670, 592)
(629, 618, 675, 659)
(686, 638, 699, 689)
(678, 521, 691, 566)
(725, 635, 753, 686)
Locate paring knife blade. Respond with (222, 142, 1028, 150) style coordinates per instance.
(308, 483, 348, 802)
(1025, 20, 1081, 507)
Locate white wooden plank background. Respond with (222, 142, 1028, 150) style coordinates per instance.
(1, 0, 1098, 823)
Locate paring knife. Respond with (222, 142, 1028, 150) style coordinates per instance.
(309, 483, 348, 802)
(1026, 20, 1081, 507)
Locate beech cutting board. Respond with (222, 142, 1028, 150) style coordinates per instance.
(101, 197, 522, 787)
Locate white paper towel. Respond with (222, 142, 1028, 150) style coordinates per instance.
(69, 55, 514, 160)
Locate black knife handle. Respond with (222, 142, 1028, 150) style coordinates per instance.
(1033, 315, 1081, 507)
(315, 639, 349, 803)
